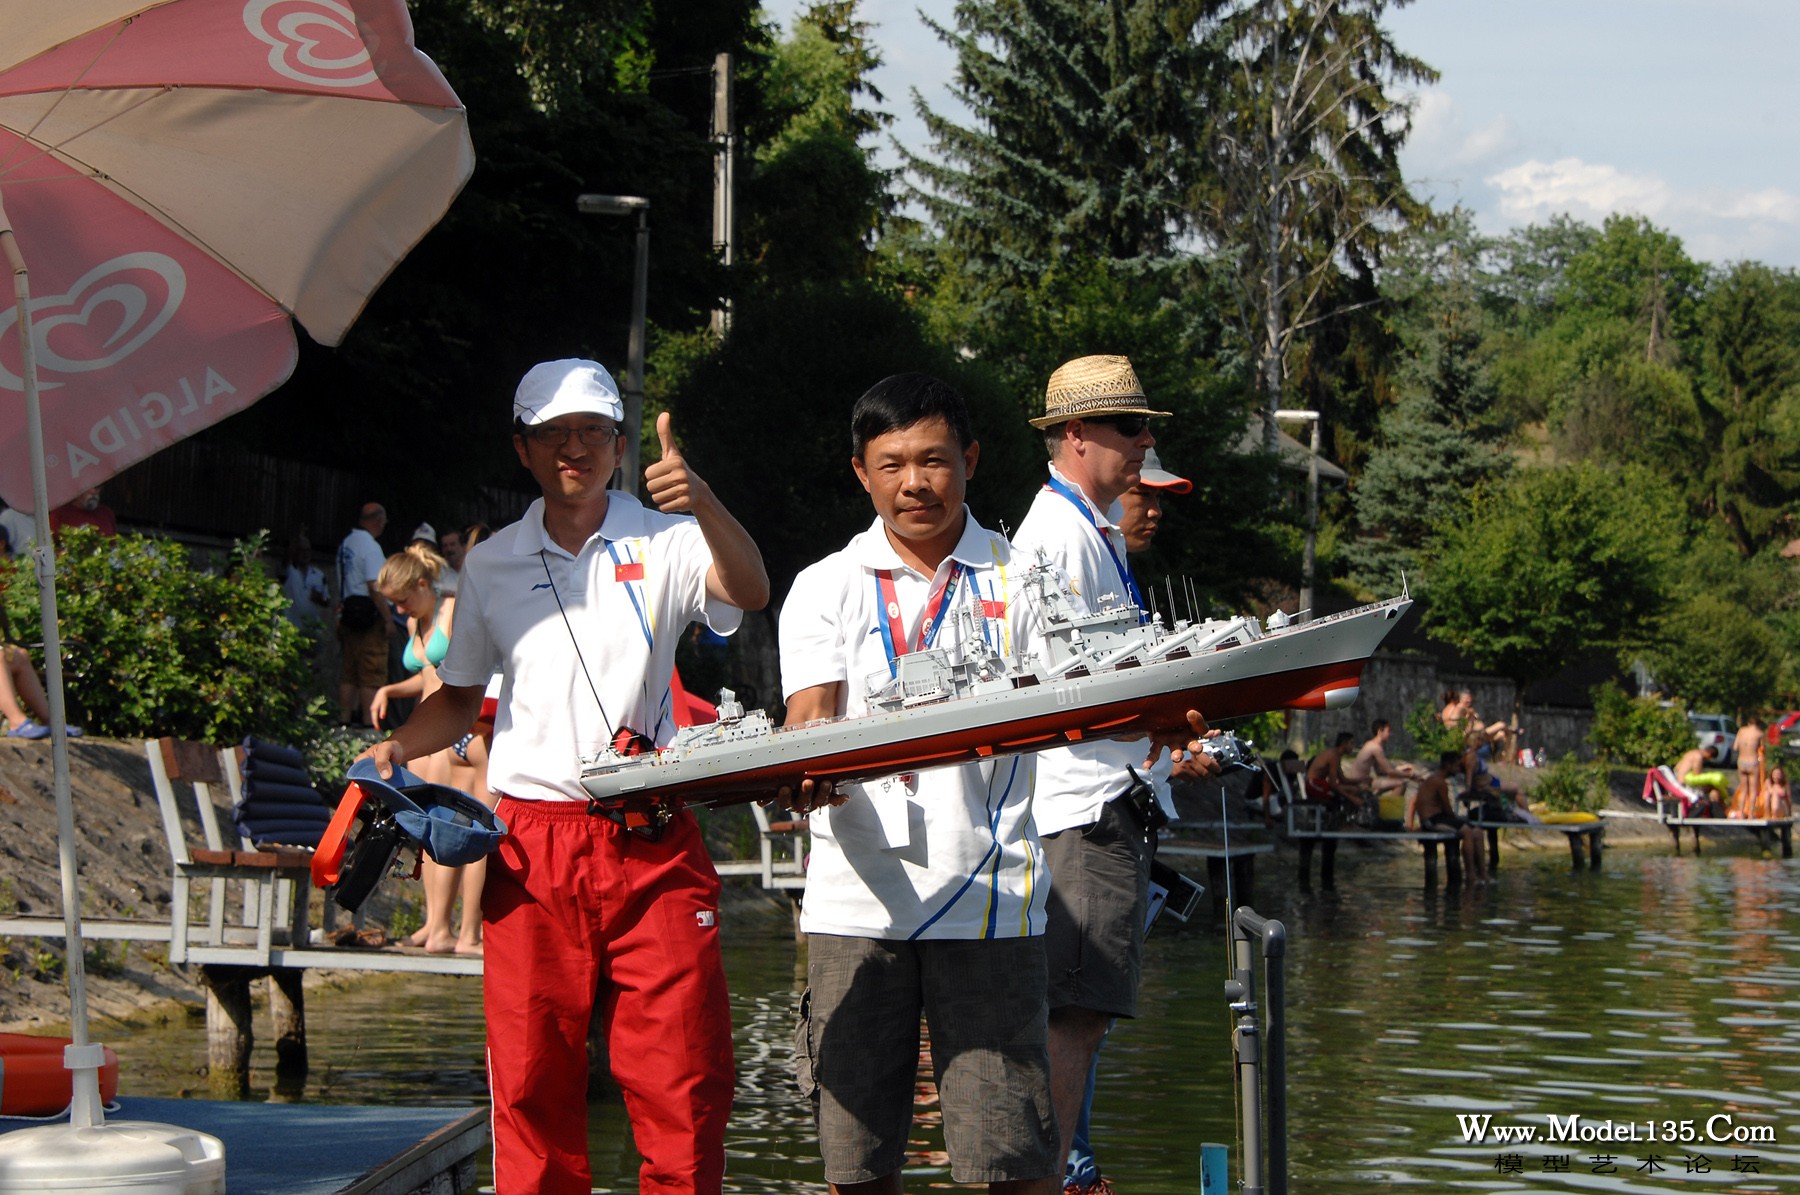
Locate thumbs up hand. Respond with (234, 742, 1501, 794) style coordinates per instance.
(644, 411, 709, 514)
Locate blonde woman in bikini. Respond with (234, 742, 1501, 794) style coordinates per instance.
(370, 543, 485, 956)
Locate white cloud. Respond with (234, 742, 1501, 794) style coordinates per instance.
(1404, 88, 1520, 172)
(1484, 156, 1800, 264)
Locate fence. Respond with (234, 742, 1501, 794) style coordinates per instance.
(103, 440, 532, 548)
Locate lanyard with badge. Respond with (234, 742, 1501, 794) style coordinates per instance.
(865, 560, 967, 849)
(873, 562, 965, 676)
(1043, 474, 1147, 623)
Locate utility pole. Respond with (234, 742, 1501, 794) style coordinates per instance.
(709, 52, 734, 336)
(576, 194, 650, 496)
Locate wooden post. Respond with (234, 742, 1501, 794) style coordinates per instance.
(1670, 823, 1683, 855)
(1422, 839, 1438, 888)
(1782, 824, 1792, 859)
(1484, 827, 1500, 871)
(1692, 825, 1704, 855)
(201, 964, 255, 1098)
(1589, 826, 1604, 870)
(1319, 839, 1338, 887)
(1566, 830, 1585, 868)
(1296, 838, 1315, 885)
(1207, 856, 1228, 916)
(269, 968, 307, 1077)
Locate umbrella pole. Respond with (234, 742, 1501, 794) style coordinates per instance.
(0, 190, 104, 1129)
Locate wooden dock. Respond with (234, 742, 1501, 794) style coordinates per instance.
(0, 1097, 486, 1194)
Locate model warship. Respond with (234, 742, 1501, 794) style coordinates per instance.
(580, 557, 1409, 813)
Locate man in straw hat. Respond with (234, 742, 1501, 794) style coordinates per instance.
(1061, 444, 1191, 1194)
(1012, 355, 1217, 1193)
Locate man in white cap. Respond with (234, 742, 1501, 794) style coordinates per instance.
(366, 359, 768, 1195)
(1115, 447, 1191, 554)
(1011, 356, 1216, 1195)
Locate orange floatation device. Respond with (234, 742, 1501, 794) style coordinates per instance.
(0, 1033, 119, 1116)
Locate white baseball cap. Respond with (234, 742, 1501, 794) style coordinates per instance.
(514, 359, 624, 425)
(1139, 447, 1192, 494)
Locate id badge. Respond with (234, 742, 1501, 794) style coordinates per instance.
(872, 772, 916, 850)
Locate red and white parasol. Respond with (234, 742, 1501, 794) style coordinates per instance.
(0, 2, 471, 1179)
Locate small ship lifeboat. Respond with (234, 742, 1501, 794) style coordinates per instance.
(0, 1033, 119, 1115)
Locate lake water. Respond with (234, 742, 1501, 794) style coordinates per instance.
(96, 843, 1800, 1192)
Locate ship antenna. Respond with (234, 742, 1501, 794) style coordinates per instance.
(1148, 585, 1160, 625)
(1400, 569, 1410, 600)
(1166, 577, 1178, 624)
(1185, 577, 1199, 622)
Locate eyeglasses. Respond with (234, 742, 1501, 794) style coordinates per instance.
(1084, 414, 1151, 437)
(523, 423, 621, 448)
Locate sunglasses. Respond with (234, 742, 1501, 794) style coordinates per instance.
(1083, 414, 1151, 437)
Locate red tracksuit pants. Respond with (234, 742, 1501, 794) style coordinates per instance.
(484, 798, 735, 1194)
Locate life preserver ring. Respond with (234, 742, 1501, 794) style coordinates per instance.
(0, 1033, 120, 1116)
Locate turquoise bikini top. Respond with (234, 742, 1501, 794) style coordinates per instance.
(403, 622, 449, 674)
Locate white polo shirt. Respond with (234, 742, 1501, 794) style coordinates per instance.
(336, 526, 385, 601)
(1012, 464, 1151, 836)
(437, 494, 742, 803)
(780, 511, 1050, 941)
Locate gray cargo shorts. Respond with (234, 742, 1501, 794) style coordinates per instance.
(794, 933, 1058, 1185)
(1041, 795, 1152, 1017)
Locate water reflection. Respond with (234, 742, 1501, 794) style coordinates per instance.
(96, 850, 1798, 1192)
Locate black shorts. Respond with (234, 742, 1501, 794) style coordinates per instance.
(1425, 810, 1467, 831)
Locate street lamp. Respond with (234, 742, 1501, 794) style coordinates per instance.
(1273, 408, 1321, 622)
(576, 193, 650, 496)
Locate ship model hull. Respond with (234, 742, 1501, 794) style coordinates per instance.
(582, 594, 1412, 811)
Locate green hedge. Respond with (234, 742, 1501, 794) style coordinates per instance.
(1, 528, 322, 745)
(1587, 681, 1691, 768)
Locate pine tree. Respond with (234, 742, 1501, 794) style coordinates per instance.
(907, 0, 1205, 314)
(1346, 215, 1509, 593)
(1191, 0, 1434, 452)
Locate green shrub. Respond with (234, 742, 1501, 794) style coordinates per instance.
(302, 723, 381, 795)
(1587, 682, 1691, 767)
(1405, 698, 1465, 758)
(1533, 753, 1610, 814)
(1, 528, 321, 744)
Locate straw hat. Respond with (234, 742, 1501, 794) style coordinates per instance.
(1030, 354, 1172, 428)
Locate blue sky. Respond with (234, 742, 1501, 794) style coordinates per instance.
(769, 1, 1800, 267)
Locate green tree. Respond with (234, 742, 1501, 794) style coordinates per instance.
(1191, 0, 1434, 452)
(1692, 261, 1800, 555)
(908, 0, 1205, 313)
(739, 2, 893, 287)
(1423, 464, 1686, 717)
(1645, 593, 1783, 713)
(1346, 212, 1510, 593)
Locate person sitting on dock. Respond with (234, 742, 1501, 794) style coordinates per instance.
(1305, 732, 1367, 816)
(1441, 688, 1508, 750)
(1767, 765, 1791, 819)
(1407, 751, 1485, 880)
(1343, 720, 1416, 798)
(777, 373, 1061, 1194)
(1462, 730, 1537, 822)
(364, 358, 769, 1195)
(1672, 744, 1728, 817)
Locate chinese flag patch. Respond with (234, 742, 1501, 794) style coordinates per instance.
(980, 599, 1006, 618)
(614, 561, 645, 582)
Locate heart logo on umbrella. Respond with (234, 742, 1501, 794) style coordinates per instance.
(0, 252, 185, 391)
(243, 0, 378, 89)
